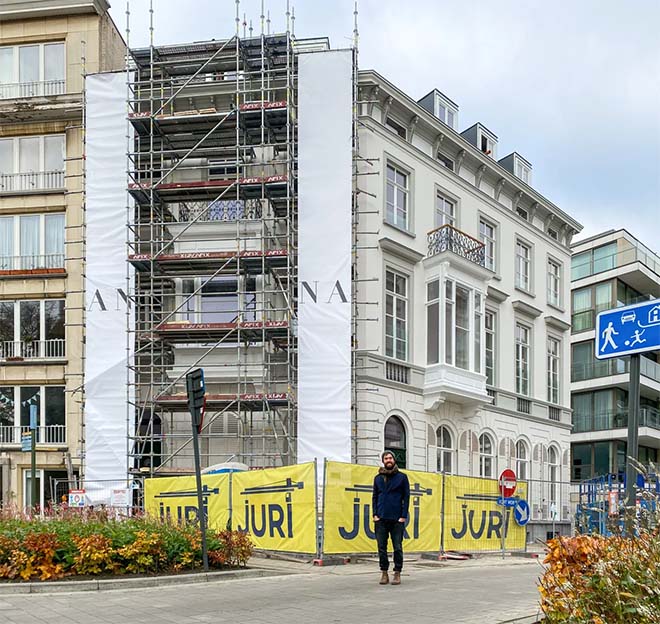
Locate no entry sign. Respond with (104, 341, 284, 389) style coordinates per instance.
(499, 469, 517, 498)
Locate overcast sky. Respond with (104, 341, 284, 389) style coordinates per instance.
(110, 0, 660, 251)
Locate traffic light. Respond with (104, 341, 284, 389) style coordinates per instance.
(186, 368, 205, 430)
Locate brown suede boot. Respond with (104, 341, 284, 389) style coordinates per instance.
(391, 571, 401, 585)
(379, 571, 389, 585)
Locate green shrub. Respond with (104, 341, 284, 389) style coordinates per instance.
(0, 510, 253, 581)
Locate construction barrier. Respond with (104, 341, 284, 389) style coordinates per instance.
(323, 461, 441, 554)
(144, 473, 230, 531)
(443, 475, 527, 552)
(143, 460, 528, 556)
(232, 462, 318, 554)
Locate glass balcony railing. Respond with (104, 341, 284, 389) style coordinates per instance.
(572, 244, 660, 281)
(572, 357, 660, 384)
(573, 406, 660, 433)
(427, 224, 486, 267)
(640, 357, 660, 383)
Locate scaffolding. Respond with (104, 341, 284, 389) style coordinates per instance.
(126, 11, 299, 474)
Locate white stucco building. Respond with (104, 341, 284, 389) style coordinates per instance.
(353, 73, 582, 539)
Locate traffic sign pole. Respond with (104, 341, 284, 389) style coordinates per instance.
(625, 353, 641, 535)
(498, 469, 517, 560)
(30, 404, 37, 511)
(186, 368, 209, 572)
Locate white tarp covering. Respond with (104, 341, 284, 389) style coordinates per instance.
(297, 50, 353, 463)
(85, 72, 132, 500)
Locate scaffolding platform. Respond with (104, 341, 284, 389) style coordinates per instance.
(128, 174, 288, 204)
(128, 249, 288, 274)
(154, 320, 289, 343)
(153, 392, 291, 411)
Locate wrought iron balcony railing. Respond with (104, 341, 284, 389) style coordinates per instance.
(0, 425, 66, 445)
(427, 224, 486, 267)
(0, 80, 65, 100)
(0, 340, 65, 360)
(0, 171, 65, 193)
(168, 198, 263, 223)
(0, 254, 65, 272)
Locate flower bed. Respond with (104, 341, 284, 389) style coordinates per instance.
(539, 531, 660, 623)
(0, 509, 253, 581)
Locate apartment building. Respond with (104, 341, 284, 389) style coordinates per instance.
(353, 77, 582, 540)
(0, 0, 124, 507)
(570, 230, 660, 482)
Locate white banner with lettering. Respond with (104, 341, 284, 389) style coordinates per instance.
(85, 72, 133, 500)
(297, 50, 353, 463)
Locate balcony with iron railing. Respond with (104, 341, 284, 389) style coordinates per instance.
(0, 171, 65, 194)
(427, 224, 486, 267)
(0, 254, 65, 273)
(168, 198, 263, 223)
(0, 340, 65, 361)
(0, 425, 66, 446)
(0, 80, 66, 100)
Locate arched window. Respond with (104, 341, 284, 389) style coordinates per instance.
(479, 433, 494, 478)
(436, 425, 454, 474)
(548, 446, 560, 510)
(384, 415, 407, 468)
(515, 440, 529, 480)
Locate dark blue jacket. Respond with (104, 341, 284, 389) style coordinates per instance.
(372, 470, 410, 520)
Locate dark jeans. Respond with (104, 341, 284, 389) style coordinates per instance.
(375, 519, 404, 572)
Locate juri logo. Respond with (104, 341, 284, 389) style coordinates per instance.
(300, 280, 349, 304)
(237, 477, 304, 538)
(156, 484, 219, 525)
(338, 482, 432, 541)
(450, 494, 512, 540)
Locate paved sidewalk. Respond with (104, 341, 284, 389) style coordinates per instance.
(0, 558, 544, 624)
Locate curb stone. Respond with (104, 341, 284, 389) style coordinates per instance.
(0, 567, 294, 595)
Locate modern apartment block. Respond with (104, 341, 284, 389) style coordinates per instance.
(0, 0, 124, 507)
(570, 230, 660, 482)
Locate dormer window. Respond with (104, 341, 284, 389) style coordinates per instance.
(498, 152, 532, 185)
(480, 134, 495, 157)
(417, 89, 458, 130)
(385, 116, 407, 140)
(437, 103, 456, 129)
(515, 160, 531, 184)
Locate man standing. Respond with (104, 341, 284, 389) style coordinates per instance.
(372, 450, 410, 585)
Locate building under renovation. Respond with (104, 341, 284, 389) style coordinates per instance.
(126, 31, 328, 473)
(81, 3, 582, 540)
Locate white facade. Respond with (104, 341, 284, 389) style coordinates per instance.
(353, 71, 582, 539)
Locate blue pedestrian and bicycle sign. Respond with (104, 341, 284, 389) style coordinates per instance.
(596, 299, 660, 360)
